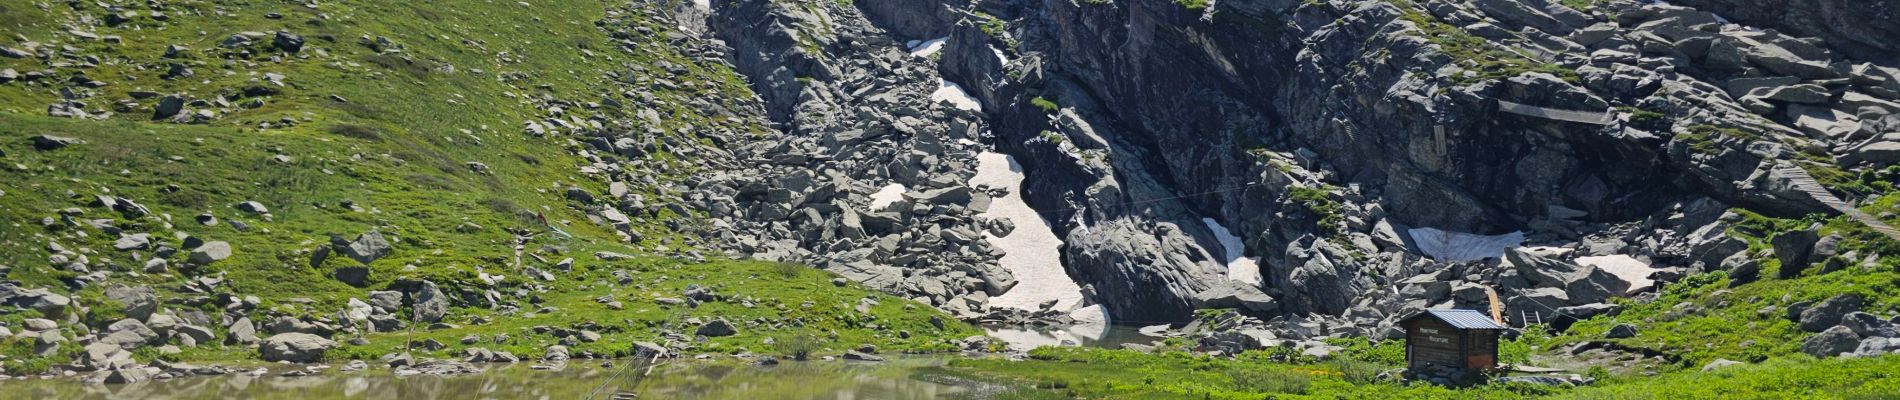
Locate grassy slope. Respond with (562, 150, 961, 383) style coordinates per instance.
(0, 0, 972, 371)
(943, 347, 1900, 399)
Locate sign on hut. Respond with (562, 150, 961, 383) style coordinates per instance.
(1402, 309, 1506, 376)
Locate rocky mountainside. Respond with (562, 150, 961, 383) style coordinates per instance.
(2, 0, 1900, 383)
(660, 0, 1900, 344)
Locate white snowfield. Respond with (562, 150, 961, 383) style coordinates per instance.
(1408, 228, 1525, 263)
(1201, 218, 1262, 285)
(931, 79, 982, 111)
(868, 183, 908, 211)
(907, 37, 948, 58)
(970, 152, 1086, 313)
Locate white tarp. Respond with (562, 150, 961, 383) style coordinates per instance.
(1408, 228, 1525, 262)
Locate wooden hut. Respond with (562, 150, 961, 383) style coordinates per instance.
(1401, 309, 1505, 374)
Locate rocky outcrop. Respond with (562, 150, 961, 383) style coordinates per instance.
(673, 0, 1900, 336)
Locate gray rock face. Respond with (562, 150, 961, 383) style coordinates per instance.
(1666, 0, 1900, 62)
(260, 333, 337, 362)
(1801, 325, 1861, 358)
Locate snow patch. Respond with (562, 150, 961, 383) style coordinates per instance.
(1201, 218, 1262, 285)
(1577, 255, 1660, 295)
(931, 79, 982, 111)
(989, 44, 1011, 65)
(1408, 228, 1525, 263)
(868, 183, 908, 211)
(970, 152, 1084, 312)
(907, 37, 948, 58)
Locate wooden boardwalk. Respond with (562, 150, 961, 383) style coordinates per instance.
(1779, 165, 1900, 241)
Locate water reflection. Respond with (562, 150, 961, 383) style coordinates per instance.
(0, 358, 984, 400)
(981, 324, 1155, 351)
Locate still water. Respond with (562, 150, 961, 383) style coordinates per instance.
(0, 357, 1005, 400)
(0, 326, 1162, 399)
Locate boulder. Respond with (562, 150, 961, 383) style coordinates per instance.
(413, 280, 448, 323)
(545, 345, 570, 361)
(1799, 294, 1864, 332)
(30, 135, 83, 150)
(260, 333, 337, 362)
(105, 285, 159, 321)
(1772, 229, 1820, 278)
(99, 318, 159, 349)
(368, 290, 404, 312)
(1701, 359, 1744, 371)
(334, 266, 370, 287)
(1800, 325, 1861, 358)
(1606, 323, 1638, 339)
(1505, 250, 1629, 304)
(187, 241, 233, 265)
(272, 31, 305, 52)
(332, 231, 392, 265)
(1192, 280, 1280, 314)
(226, 317, 259, 345)
(1841, 312, 1897, 338)
(695, 318, 737, 337)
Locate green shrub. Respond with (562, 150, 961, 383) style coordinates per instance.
(1227, 368, 1310, 394)
(773, 261, 806, 279)
(775, 333, 824, 361)
(1030, 96, 1059, 114)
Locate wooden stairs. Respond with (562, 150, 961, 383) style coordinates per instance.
(1779, 165, 1900, 241)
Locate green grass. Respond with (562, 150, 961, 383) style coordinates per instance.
(1287, 186, 1344, 235)
(944, 347, 1900, 399)
(1559, 0, 1603, 12)
(1030, 96, 1059, 114)
(1388, 0, 1581, 85)
(1176, 0, 1211, 11)
(0, 0, 975, 370)
(1549, 208, 1900, 368)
